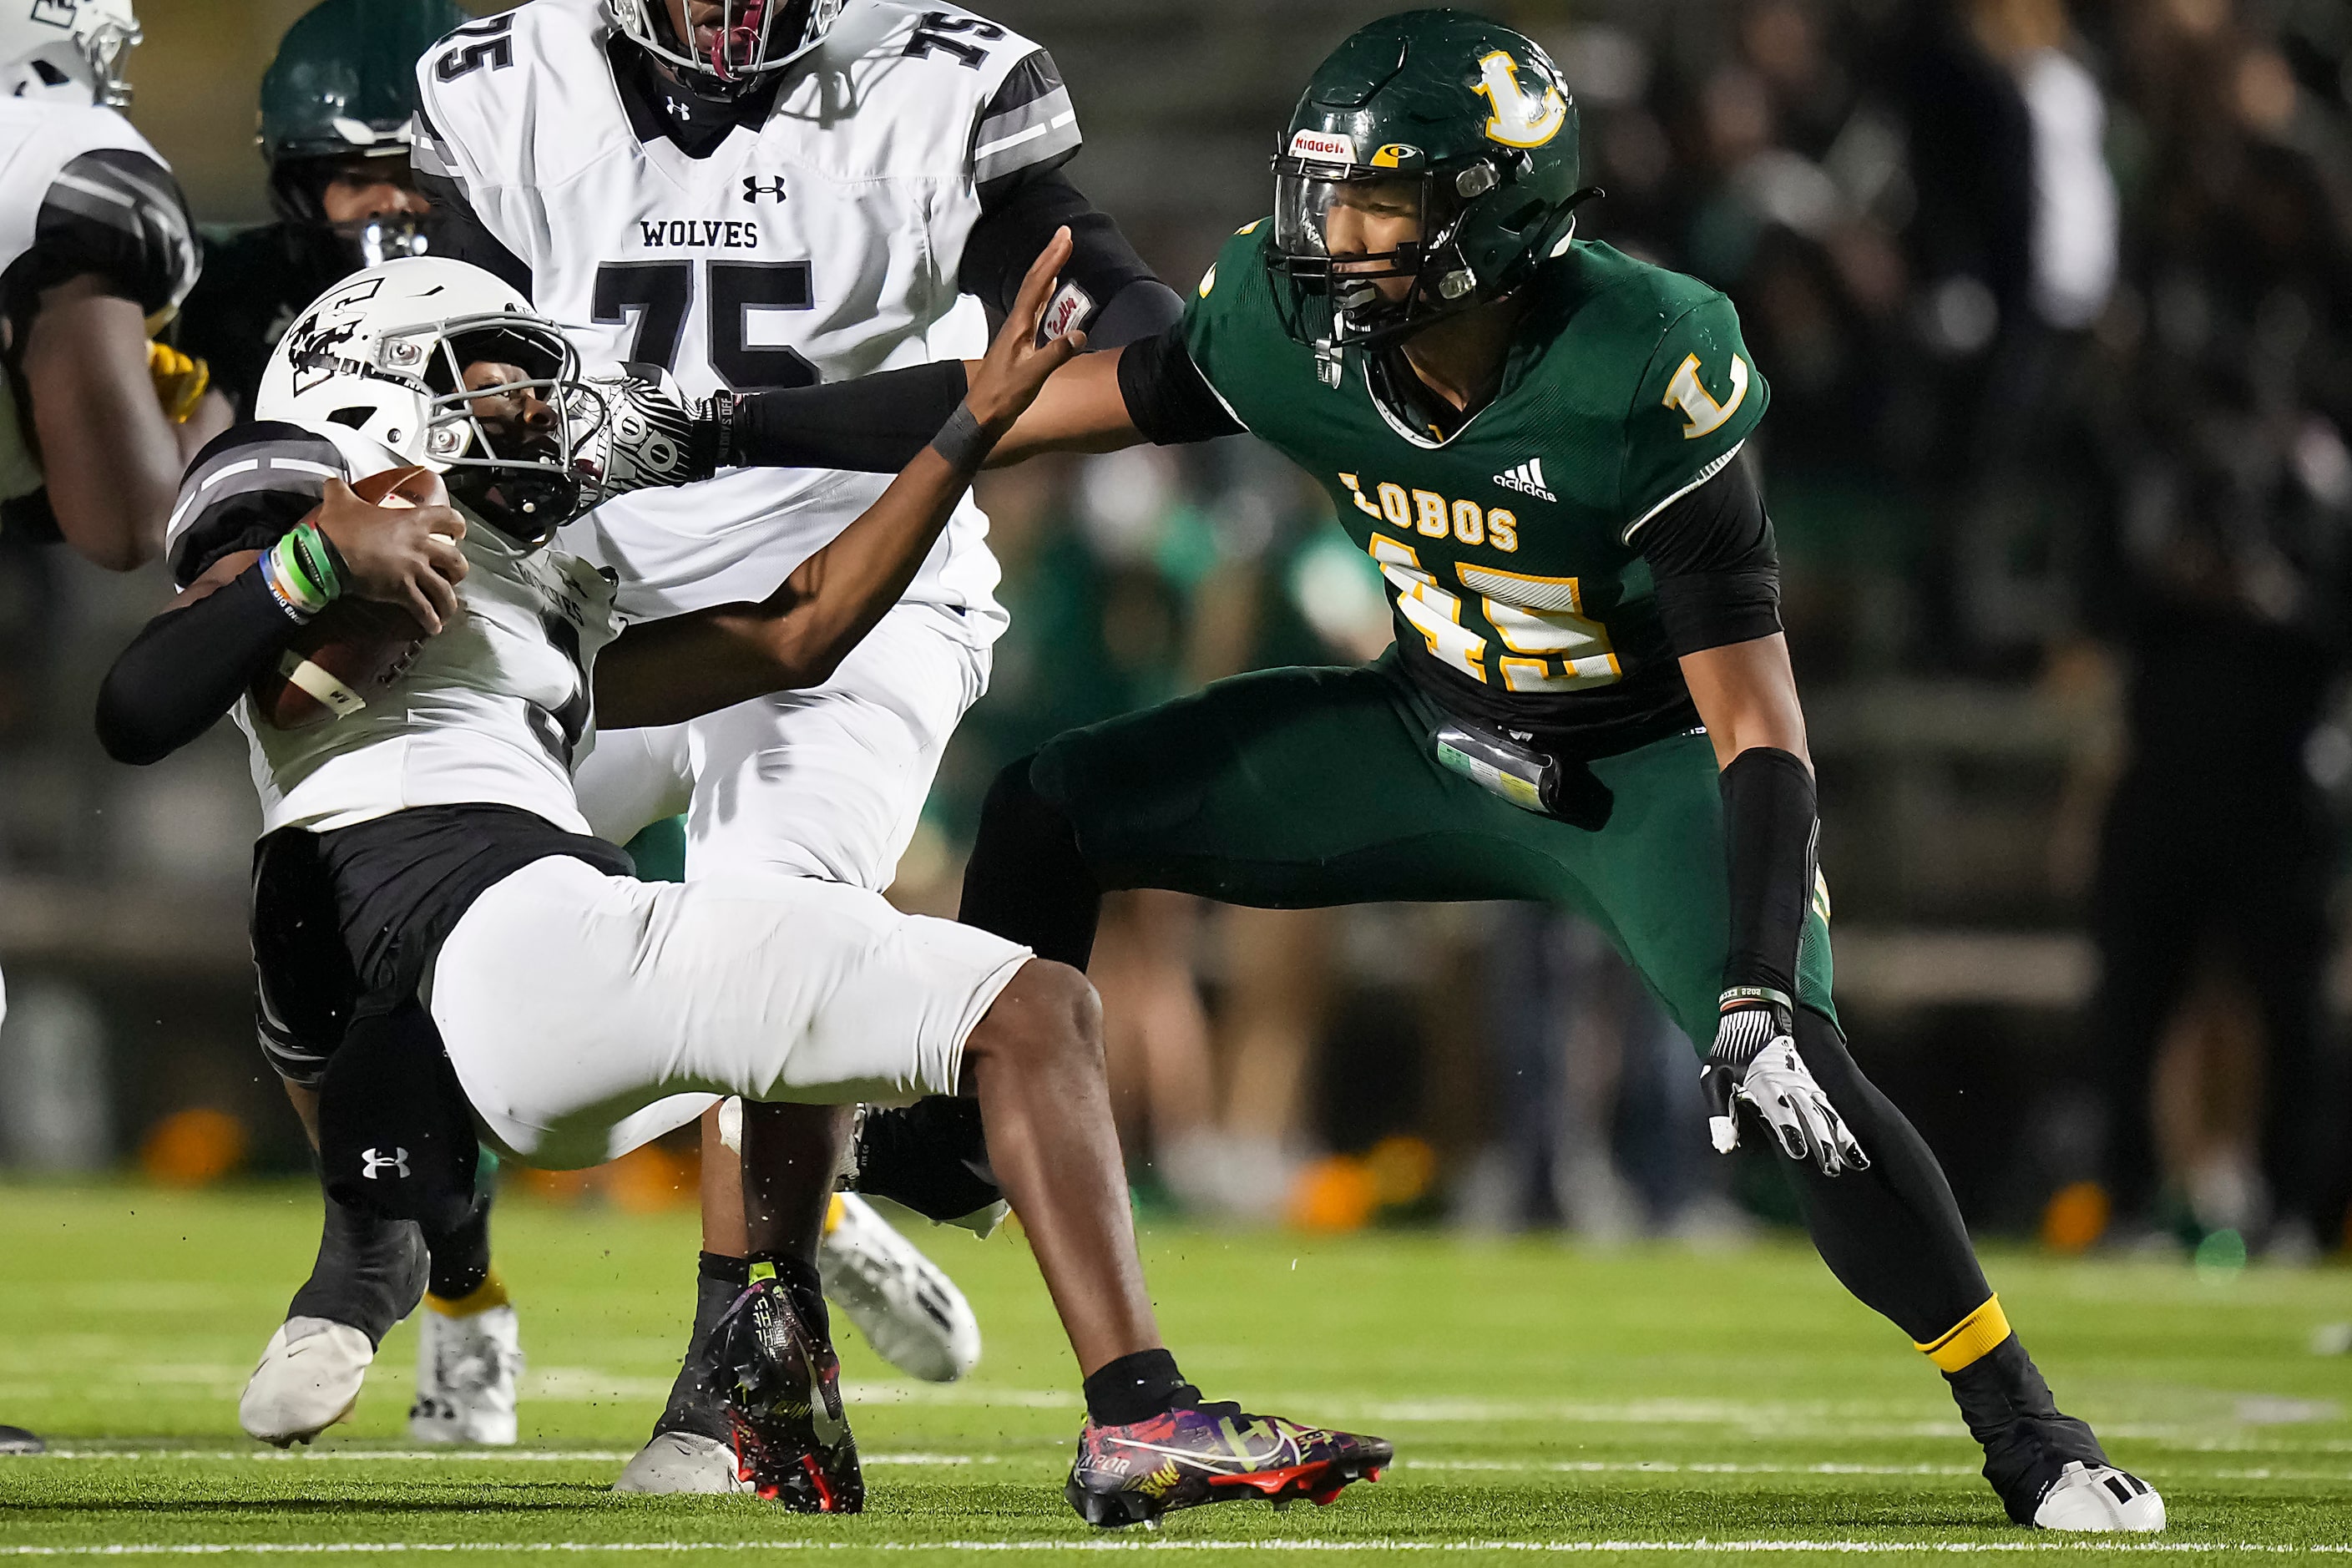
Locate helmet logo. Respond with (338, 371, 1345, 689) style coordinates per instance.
(1371, 144, 1419, 169)
(1287, 129, 1358, 165)
(29, 2, 74, 33)
(1475, 51, 1566, 149)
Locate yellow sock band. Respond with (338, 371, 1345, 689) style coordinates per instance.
(823, 1194, 846, 1237)
(1914, 1293, 2010, 1373)
(425, 1272, 510, 1318)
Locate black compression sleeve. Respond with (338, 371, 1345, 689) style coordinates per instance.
(1638, 461, 1783, 655)
(96, 565, 301, 766)
(960, 168, 1155, 321)
(1117, 323, 1246, 445)
(1718, 746, 1817, 1001)
(726, 361, 971, 473)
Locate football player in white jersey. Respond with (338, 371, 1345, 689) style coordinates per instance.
(407, 0, 1187, 1490)
(0, 0, 221, 568)
(0, 0, 223, 1460)
(95, 250, 1391, 1525)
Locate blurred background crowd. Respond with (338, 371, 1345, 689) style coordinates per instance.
(4, 0, 2349, 1266)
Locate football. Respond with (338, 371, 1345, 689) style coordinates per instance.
(249, 466, 448, 731)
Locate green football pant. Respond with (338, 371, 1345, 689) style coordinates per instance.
(980, 654, 2011, 1361)
(1029, 652, 1834, 1054)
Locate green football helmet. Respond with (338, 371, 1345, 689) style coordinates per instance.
(259, 0, 471, 260)
(1268, 9, 1596, 350)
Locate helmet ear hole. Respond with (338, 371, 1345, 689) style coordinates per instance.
(326, 407, 374, 429)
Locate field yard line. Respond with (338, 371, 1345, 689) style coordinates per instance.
(34, 1452, 994, 1466)
(2, 1541, 2346, 1557)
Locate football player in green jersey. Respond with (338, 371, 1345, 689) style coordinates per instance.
(957, 12, 2162, 1532)
(614, 8, 2162, 1531)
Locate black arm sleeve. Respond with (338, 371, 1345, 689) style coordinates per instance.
(1636, 459, 1783, 656)
(1719, 746, 1817, 1001)
(96, 564, 301, 766)
(1117, 322, 1245, 445)
(726, 360, 971, 473)
(409, 109, 532, 298)
(1, 149, 200, 346)
(959, 168, 1180, 347)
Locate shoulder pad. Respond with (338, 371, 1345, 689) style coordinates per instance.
(413, 3, 625, 195)
(1621, 290, 1768, 541)
(165, 422, 354, 588)
(27, 148, 199, 321)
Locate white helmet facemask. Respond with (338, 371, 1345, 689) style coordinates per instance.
(259, 257, 609, 548)
(609, 0, 847, 90)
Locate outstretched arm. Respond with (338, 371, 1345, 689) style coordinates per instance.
(594, 231, 1087, 729)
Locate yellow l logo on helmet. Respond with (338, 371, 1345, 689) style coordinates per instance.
(1475, 51, 1565, 149)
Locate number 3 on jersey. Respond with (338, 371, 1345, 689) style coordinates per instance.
(593, 260, 820, 392)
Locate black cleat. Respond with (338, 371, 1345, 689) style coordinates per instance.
(712, 1268, 862, 1512)
(0, 1425, 43, 1455)
(1065, 1401, 1390, 1528)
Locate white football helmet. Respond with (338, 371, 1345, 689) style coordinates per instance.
(257, 256, 604, 546)
(609, 0, 847, 90)
(0, 0, 139, 108)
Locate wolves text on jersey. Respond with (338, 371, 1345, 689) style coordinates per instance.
(636, 219, 766, 250)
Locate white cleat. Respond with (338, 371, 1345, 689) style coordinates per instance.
(613, 1430, 748, 1495)
(407, 1302, 523, 1445)
(240, 1317, 374, 1447)
(2033, 1461, 2166, 1531)
(819, 1193, 981, 1383)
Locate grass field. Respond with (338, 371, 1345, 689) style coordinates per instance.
(2, 1181, 2349, 1563)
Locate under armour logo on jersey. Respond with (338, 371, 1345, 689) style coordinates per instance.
(1494, 458, 1556, 503)
(361, 1147, 411, 1181)
(742, 175, 789, 204)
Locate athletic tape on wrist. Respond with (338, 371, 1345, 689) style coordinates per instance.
(929, 401, 994, 473)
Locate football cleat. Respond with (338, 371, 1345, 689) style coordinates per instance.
(2031, 1461, 2166, 1532)
(0, 1425, 45, 1454)
(714, 1271, 862, 1512)
(1064, 1402, 1392, 1528)
(239, 1317, 374, 1446)
(613, 1430, 749, 1495)
(408, 1302, 524, 1445)
(818, 1194, 981, 1383)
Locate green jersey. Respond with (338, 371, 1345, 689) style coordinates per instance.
(1181, 222, 1767, 752)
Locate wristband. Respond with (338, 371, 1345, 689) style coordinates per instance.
(929, 401, 995, 473)
(256, 555, 312, 622)
(705, 389, 738, 473)
(289, 521, 344, 601)
(1719, 985, 1793, 1014)
(265, 533, 332, 617)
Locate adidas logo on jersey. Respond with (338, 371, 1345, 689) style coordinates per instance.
(1494, 458, 1555, 503)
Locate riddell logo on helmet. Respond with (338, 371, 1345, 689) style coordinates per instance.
(1287, 129, 1359, 165)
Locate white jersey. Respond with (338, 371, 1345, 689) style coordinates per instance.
(0, 98, 195, 503)
(162, 420, 620, 837)
(414, 0, 1080, 626)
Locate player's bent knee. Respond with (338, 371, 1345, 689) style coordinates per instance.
(958, 959, 1102, 1092)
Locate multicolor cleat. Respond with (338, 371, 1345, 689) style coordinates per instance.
(711, 1268, 862, 1513)
(1064, 1401, 1392, 1528)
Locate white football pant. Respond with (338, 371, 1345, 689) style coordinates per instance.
(425, 855, 1029, 1171)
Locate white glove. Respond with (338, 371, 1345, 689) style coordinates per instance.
(568, 362, 710, 505)
(1699, 1001, 1868, 1176)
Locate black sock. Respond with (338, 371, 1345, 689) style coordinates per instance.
(287, 1180, 427, 1347)
(1083, 1348, 1200, 1428)
(1776, 1010, 1993, 1343)
(424, 1191, 493, 1302)
(1947, 1335, 2108, 1520)
(654, 1256, 748, 1442)
(746, 1249, 827, 1333)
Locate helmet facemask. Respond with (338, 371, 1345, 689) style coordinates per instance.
(78, 8, 137, 107)
(1270, 149, 1487, 352)
(406, 317, 601, 548)
(616, 0, 847, 95)
(271, 150, 437, 271)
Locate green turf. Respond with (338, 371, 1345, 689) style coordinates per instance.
(2, 1181, 2349, 1563)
